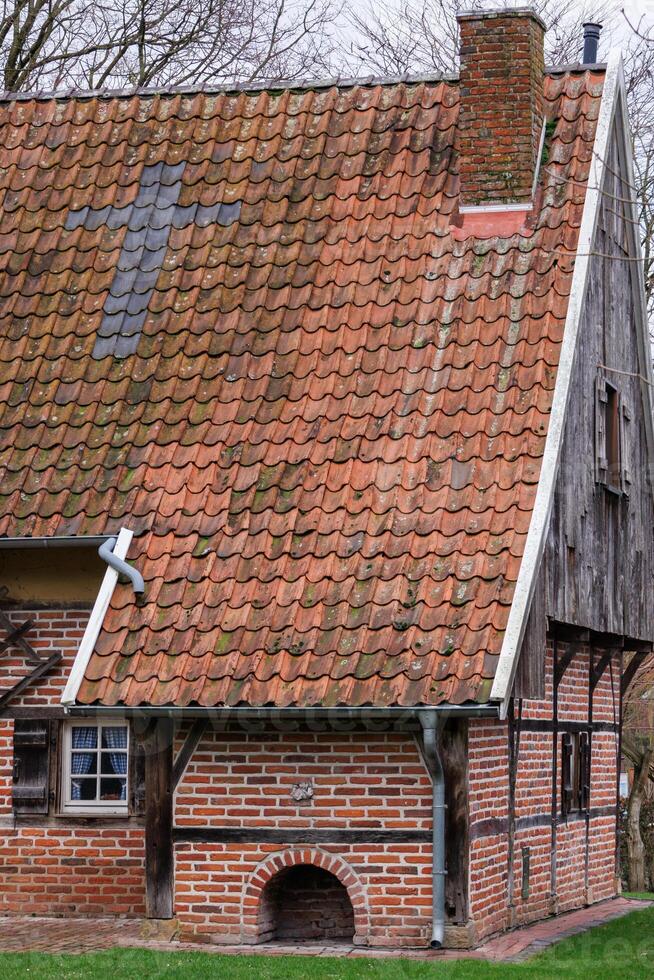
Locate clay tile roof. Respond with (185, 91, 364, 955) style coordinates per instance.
(0, 69, 605, 707)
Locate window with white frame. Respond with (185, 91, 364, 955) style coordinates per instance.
(61, 721, 129, 815)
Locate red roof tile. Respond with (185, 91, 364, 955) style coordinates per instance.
(0, 70, 605, 706)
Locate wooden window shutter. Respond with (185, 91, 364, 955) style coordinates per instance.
(129, 729, 146, 816)
(12, 720, 51, 815)
(620, 399, 631, 492)
(595, 376, 608, 482)
(579, 731, 591, 812)
(561, 732, 573, 818)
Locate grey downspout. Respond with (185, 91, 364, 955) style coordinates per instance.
(419, 713, 446, 949)
(99, 536, 145, 595)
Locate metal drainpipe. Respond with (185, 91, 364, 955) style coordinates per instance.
(419, 713, 446, 949)
(98, 536, 145, 595)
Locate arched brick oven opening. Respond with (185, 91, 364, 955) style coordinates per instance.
(258, 864, 355, 943)
(242, 849, 369, 945)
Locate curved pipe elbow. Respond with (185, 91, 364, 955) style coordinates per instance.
(421, 722, 444, 784)
(99, 536, 145, 596)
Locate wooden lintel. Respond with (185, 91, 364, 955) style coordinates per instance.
(144, 718, 174, 919)
(173, 826, 433, 845)
(172, 719, 208, 790)
(519, 718, 618, 734)
(549, 622, 591, 646)
(590, 649, 615, 692)
(588, 634, 625, 651)
(625, 640, 654, 654)
(548, 618, 652, 654)
(0, 706, 68, 720)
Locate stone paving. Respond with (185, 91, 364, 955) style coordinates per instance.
(0, 897, 648, 963)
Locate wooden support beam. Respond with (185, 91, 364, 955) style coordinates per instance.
(590, 649, 615, 693)
(550, 640, 560, 906)
(173, 826, 433, 844)
(441, 718, 469, 924)
(0, 620, 34, 657)
(554, 646, 577, 689)
(144, 718, 174, 919)
(172, 719, 207, 790)
(622, 650, 650, 697)
(0, 653, 62, 711)
(0, 612, 42, 664)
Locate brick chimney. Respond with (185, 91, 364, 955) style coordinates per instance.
(457, 8, 546, 208)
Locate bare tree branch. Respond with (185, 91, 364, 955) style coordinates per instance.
(0, 0, 337, 92)
(344, 0, 617, 78)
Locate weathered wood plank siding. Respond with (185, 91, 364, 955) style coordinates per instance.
(543, 119, 654, 640)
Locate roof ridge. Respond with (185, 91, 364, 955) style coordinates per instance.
(0, 71, 454, 105)
(0, 62, 605, 105)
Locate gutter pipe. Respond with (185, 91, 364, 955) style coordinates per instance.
(419, 712, 447, 949)
(98, 536, 144, 596)
(64, 704, 499, 720)
(0, 535, 110, 549)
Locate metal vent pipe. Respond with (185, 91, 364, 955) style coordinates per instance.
(582, 22, 602, 64)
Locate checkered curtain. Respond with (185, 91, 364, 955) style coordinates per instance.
(104, 727, 127, 800)
(71, 726, 96, 799)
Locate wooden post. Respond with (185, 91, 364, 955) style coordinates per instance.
(584, 646, 594, 897)
(550, 638, 559, 910)
(144, 718, 174, 919)
(441, 718, 469, 925)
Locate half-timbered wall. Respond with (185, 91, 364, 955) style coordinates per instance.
(0, 606, 145, 917)
(0, 603, 621, 945)
(469, 640, 620, 943)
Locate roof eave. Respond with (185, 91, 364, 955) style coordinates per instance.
(64, 703, 500, 720)
(0, 534, 111, 549)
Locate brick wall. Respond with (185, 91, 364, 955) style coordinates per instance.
(0, 606, 146, 918)
(174, 730, 434, 946)
(0, 607, 88, 706)
(468, 717, 510, 940)
(0, 825, 145, 916)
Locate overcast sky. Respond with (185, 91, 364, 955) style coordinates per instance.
(335, 0, 654, 70)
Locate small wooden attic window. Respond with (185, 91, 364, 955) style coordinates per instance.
(596, 375, 630, 494)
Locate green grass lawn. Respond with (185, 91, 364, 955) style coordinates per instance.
(1, 903, 654, 979)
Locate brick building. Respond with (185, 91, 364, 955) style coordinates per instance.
(1, 9, 653, 949)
